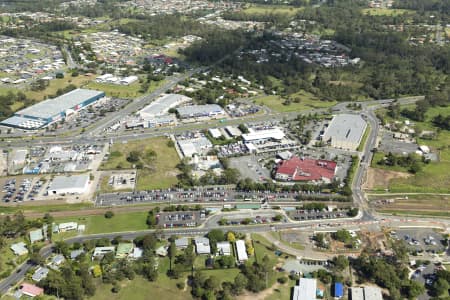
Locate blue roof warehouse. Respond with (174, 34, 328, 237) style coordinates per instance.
(1, 88, 105, 130)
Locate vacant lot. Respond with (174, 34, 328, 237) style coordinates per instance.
(101, 137, 180, 190)
(257, 92, 335, 113)
(243, 4, 304, 16)
(54, 211, 148, 234)
(370, 194, 450, 217)
(364, 167, 411, 190)
(361, 8, 413, 16)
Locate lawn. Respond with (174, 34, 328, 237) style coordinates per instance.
(101, 137, 180, 190)
(356, 124, 371, 152)
(243, 4, 304, 16)
(86, 79, 166, 99)
(0, 203, 94, 215)
(361, 8, 413, 16)
(54, 211, 149, 235)
(270, 231, 305, 251)
(265, 280, 296, 300)
(257, 92, 336, 113)
(90, 276, 190, 300)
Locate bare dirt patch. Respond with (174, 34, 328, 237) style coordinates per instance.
(364, 168, 411, 190)
(237, 283, 281, 300)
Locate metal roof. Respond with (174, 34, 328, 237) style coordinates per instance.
(49, 174, 89, 191)
(177, 104, 224, 118)
(139, 94, 190, 117)
(242, 128, 285, 142)
(323, 114, 367, 145)
(236, 240, 248, 262)
(16, 88, 104, 119)
(293, 278, 317, 300)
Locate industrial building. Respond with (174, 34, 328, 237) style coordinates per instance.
(48, 174, 90, 195)
(235, 240, 248, 263)
(177, 137, 213, 158)
(139, 94, 191, 118)
(322, 114, 367, 151)
(176, 104, 225, 119)
(293, 278, 317, 300)
(275, 156, 337, 183)
(350, 286, 383, 300)
(1, 89, 105, 130)
(242, 128, 285, 144)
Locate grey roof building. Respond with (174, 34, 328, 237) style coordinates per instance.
(176, 104, 225, 119)
(322, 114, 367, 151)
(32, 267, 49, 282)
(48, 174, 89, 195)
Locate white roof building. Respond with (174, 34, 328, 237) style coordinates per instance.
(11, 242, 28, 256)
(235, 240, 248, 262)
(48, 174, 89, 195)
(350, 286, 382, 300)
(58, 222, 78, 232)
(175, 237, 189, 248)
(194, 237, 211, 254)
(225, 126, 242, 137)
(242, 128, 285, 143)
(139, 94, 191, 119)
(216, 241, 231, 256)
(92, 246, 115, 259)
(208, 128, 222, 139)
(119, 75, 138, 85)
(293, 278, 317, 300)
(322, 114, 367, 151)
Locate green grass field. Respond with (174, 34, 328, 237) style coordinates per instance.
(101, 137, 180, 190)
(54, 211, 149, 234)
(361, 8, 413, 16)
(0, 203, 94, 215)
(257, 92, 336, 113)
(270, 231, 305, 251)
(243, 4, 304, 16)
(85, 80, 150, 99)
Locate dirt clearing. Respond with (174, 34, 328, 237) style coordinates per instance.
(364, 168, 411, 190)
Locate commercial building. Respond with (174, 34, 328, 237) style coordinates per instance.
(322, 114, 367, 151)
(225, 126, 242, 137)
(194, 237, 211, 254)
(208, 128, 222, 139)
(176, 104, 225, 119)
(10, 242, 28, 256)
(175, 237, 190, 249)
(235, 240, 248, 263)
(275, 156, 337, 183)
(293, 278, 317, 300)
(48, 174, 89, 195)
(139, 94, 191, 118)
(177, 137, 213, 158)
(1, 89, 105, 130)
(242, 128, 285, 144)
(350, 286, 383, 300)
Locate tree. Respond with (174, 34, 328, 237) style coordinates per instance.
(233, 274, 248, 295)
(226, 231, 236, 243)
(55, 73, 64, 79)
(332, 255, 349, 272)
(126, 150, 140, 163)
(104, 211, 114, 219)
(432, 278, 449, 297)
(168, 241, 176, 271)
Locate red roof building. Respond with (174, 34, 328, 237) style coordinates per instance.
(20, 282, 44, 297)
(275, 156, 337, 182)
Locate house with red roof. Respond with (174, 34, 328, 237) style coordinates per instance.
(274, 156, 337, 183)
(20, 282, 44, 297)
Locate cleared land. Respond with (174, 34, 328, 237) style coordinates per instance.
(370, 194, 450, 217)
(257, 93, 336, 113)
(243, 4, 304, 16)
(361, 8, 413, 16)
(364, 167, 411, 190)
(100, 137, 180, 190)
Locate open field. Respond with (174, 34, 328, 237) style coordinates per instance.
(361, 8, 413, 16)
(0, 202, 94, 215)
(85, 81, 143, 99)
(257, 92, 335, 113)
(101, 137, 180, 190)
(90, 276, 190, 300)
(364, 167, 411, 190)
(243, 4, 304, 16)
(54, 211, 148, 234)
(370, 194, 450, 216)
(269, 231, 305, 251)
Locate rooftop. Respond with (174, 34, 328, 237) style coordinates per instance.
(323, 114, 367, 145)
(276, 156, 336, 181)
(49, 174, 89, 191)
(16, 88, 104, 119)
(242, 128, 285, 142)
(293, 278, 317, 300)
(20, 283, 44, 297)
(139, 94, 191, 117)
(177, 104, 224, 117)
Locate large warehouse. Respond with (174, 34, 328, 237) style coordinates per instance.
(138, 94, 191, 119)
(322, 114, 367, 151)
(176, 104, 225, 119)
(48, 174, 90, 195)
(1, 89, 105, 130)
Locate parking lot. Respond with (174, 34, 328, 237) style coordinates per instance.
(287, 207, 350, 221)
(1, 176, 44, 203)
(390, 228, 446, 254)
(229, 155, 271, 183)
(157, 211, 205, 228)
